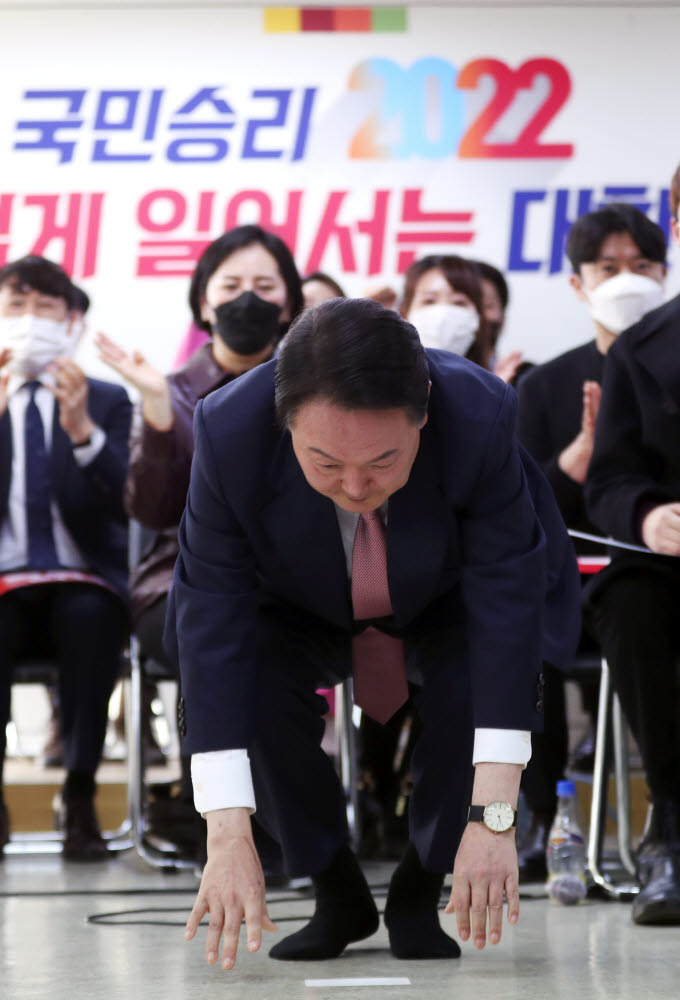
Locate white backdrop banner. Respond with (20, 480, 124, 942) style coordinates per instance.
(2, 3, 679, 378)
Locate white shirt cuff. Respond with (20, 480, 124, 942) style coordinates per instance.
(472, 728, 532, 768)
(191, 749, 256, 815)
(72, 425, 106, 466)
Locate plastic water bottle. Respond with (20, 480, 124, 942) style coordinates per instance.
(546, 779, 587, 904)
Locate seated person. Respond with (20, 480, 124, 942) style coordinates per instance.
(516, 203, 667, 879)
(475, 260, 528, 385)
(96, 225, 303, 855)
(401, 254, 493, 370)
(302, 272, 345, 308)
(584, 164, 680, 925)
(0, 255, 131, 860)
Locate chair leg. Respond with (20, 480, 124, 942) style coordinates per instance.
(612, 692, 636, 876)
(586, 657, 638, 898)
(336, 679, 360, 852)
(127, 635, 193, 870)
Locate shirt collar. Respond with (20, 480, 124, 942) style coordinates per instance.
(7, 373, 52, 398)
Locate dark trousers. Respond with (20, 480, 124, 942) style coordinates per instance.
(136, 595, 194, 800)
(0, 583, 127, 786)
(521, 649, 599, 815)
(520, 663, 568, 815)
(587, 568, 680, 802)
(136, 596, 173, 675)
(248, 648, 475, 879)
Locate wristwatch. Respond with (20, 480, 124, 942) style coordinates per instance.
(468, 801, 517, 833)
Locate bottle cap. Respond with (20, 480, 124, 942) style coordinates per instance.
(557, 780, 576, 797)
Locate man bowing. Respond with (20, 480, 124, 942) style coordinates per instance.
(166, 297, 579, 969)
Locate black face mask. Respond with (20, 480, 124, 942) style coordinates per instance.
(212, 291, 283, 355)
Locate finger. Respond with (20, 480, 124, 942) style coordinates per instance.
(220, 908, 244, 971)
(470, 878, 489, 950)
(243, 888, 265, 953)
(487, 881, 505, 945)
(132, 350, 148, 366)
(185, 895, 209, 940)
(94, 331, 119, 352)
(448, 875, 471, 941)
(206, 904, 226, 965)
(262, 908, 278, 932)
(506, 872, 520, 927)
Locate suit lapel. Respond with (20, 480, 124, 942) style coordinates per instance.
(386, 421, 450, 625)
(259, 433, 352, 629)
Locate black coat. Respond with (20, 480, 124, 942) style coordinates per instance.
(517, 340, 603, 536)
(585, 293, 680, 546)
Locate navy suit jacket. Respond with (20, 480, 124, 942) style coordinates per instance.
(167, 350, 580, 755)
(0, 377, 132, 602)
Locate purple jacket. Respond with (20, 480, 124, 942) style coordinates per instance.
(126, 344, 232, 622)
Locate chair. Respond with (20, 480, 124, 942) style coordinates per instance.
(4, 655, 134, 856)
(126, 633, 195, 870)
(125, 519, 195, 870)
(572, 540, 640, 898)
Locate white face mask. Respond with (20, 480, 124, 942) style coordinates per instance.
(586, 272, 664, 336)
(408, 302, 479, 356)
(0, 314, 73, 378)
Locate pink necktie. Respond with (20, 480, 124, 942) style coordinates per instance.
(351, 510, 409, 724)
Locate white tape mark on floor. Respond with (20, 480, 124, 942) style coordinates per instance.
(304, 979, 411, 987)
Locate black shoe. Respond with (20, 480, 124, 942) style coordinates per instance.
(632, 799, 680, 925)
(517, 811, 552, 882)
(569, 726, 596, 773)
(0, 800, 9, 854)
(636, 800, 680, 881)
(54, 793, 109, 861)
(633, 853, 680, 925)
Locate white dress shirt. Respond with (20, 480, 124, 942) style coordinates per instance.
(192, 503, 532, 815)
(0, 377, 106, 573)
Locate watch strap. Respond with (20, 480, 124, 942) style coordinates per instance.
(467, 804, 518, 827)
(467, 805, 486, 823)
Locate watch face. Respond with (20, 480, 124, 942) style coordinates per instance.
(483, 800, 515, 833)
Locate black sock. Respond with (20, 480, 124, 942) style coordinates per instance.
(385, 843, 461, 959)
(269, 844, 379, 961)
(63, 770, 96, 800)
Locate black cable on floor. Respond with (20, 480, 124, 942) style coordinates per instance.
(85, 891, 547, 927)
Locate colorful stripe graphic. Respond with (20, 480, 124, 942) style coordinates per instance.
(264, 7, 407, 33)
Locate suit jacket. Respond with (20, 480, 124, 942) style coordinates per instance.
(166, 350, 580, 755)
(585, 293, 680, 545)
(0, 377, 132, 601)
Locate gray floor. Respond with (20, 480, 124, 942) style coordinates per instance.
(1, 852, 679, 1000)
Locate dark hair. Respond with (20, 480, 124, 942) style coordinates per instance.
(475, 260, 509, 311)
(275, 297, 430, 428)
(0, 255, 73, 304)
(302, 271, 346, 299)
(566, 203, 667, 273)
(400, 254, 492, 370)
(670, 162, 680, 218)
(69, 284, 90, 315)
(189, 225, 303, 334)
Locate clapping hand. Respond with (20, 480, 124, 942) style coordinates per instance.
(95, 332, 173, 431)
(47, 358, 95, 445)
